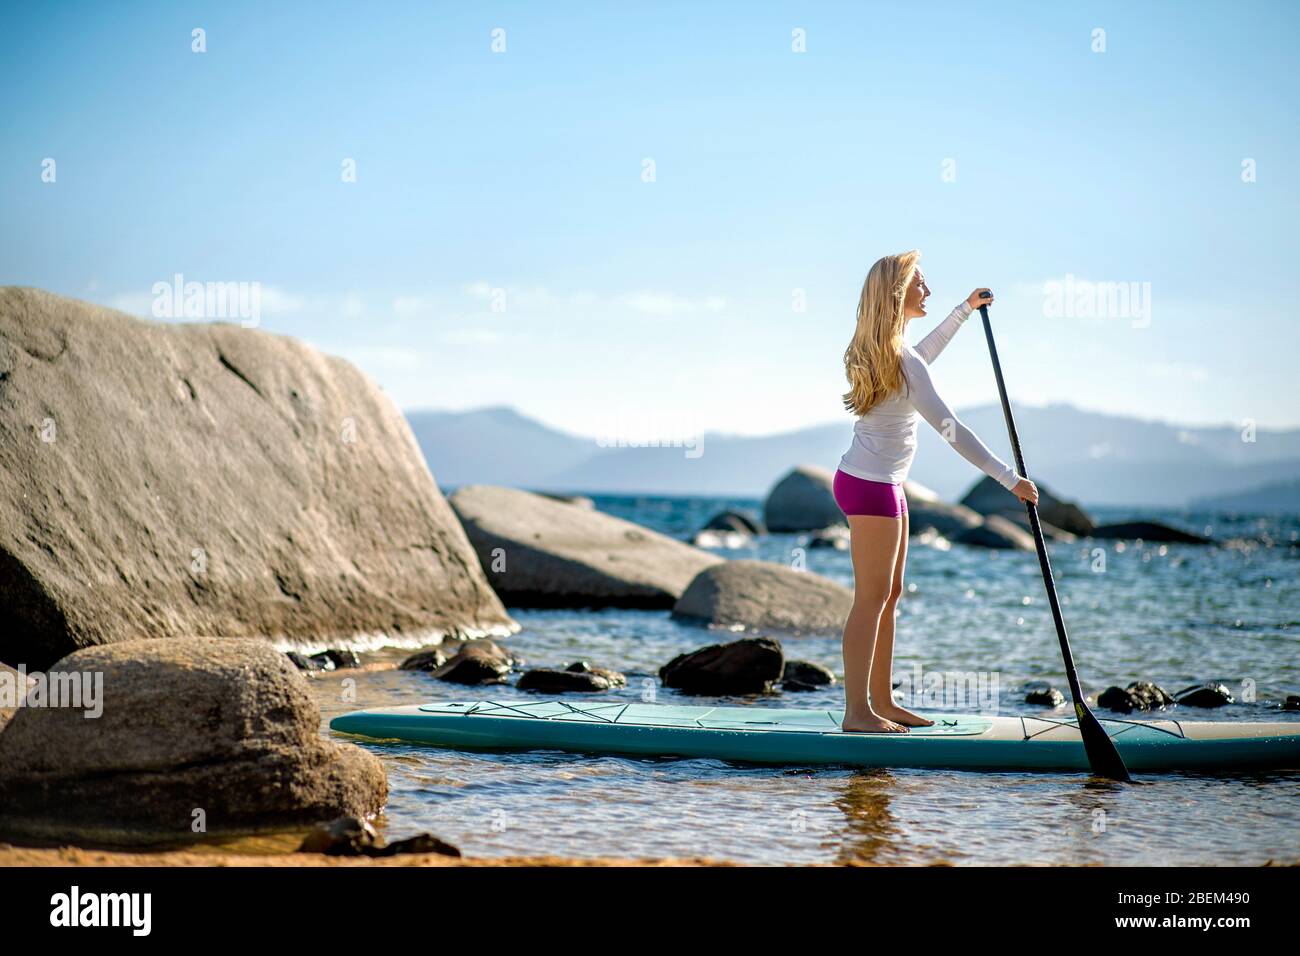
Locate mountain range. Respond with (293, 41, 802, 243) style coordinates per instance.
(405, 405, 1300, 509)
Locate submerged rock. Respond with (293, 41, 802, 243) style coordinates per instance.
(781, 660, 836, 692)
(449, 485, 722, 609)
(1174, 683, 1235, 708)
(1089, 522, 1213, 545)
(0, 638, 386, 846)
(1283, 695, 1300, 712)
(0, 288, 514, 670)
(517, 662, 627, 693)
(672, 560, 853, 634)
(659, 637, 785, 696)
(763, 466, 844, 533)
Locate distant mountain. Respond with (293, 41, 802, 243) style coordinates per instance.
(405, 406, 595, 490)
(404, 404, 1300, 509)
(1189, 478, 1300, 515)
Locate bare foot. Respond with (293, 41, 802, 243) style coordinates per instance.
(841, 713, 910, 734)
(874, 703, 934, 728)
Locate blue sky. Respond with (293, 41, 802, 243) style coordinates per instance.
(2, 0, 1297, 439)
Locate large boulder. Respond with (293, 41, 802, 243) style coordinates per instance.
(763, 466, 844, 532)
(0, 662, 34, 732)
(0, 288, 514, 670)
(907, 498, 983, 538)
(952, 514, 1035, 551)
(449, 485, 722, 608)
(672, 560, 853, 633)
(0, 638, 386, 846)
(959, 475, 1094, 535)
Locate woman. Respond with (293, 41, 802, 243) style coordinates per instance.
(835, 251, 1038, 734)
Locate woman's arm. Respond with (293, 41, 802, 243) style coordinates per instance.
(901, 347, 1020, 491)
(913, 301, 972, 365)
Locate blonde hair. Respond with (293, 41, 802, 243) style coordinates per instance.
(842, 250, 919, 416)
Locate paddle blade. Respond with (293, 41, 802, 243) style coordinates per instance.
(1075, 703, 1132, 782)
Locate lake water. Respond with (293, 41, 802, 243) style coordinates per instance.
(313, 496, 1300, 865)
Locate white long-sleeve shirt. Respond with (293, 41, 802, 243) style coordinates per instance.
(839, 301, 1020, 491)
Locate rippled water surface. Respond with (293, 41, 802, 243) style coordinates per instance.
(314, 497, 1300, 865)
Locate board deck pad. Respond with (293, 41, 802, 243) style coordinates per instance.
(416, 700, 993, 735)
(331, 699, 1300, 774)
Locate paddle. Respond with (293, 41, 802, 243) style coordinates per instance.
(977, 300, 1132, 782)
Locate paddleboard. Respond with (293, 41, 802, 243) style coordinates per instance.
(330, 699, 1300, 773)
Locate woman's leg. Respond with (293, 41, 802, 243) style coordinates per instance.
(841, 514, 908, 734)
(869, 512, 934, 727)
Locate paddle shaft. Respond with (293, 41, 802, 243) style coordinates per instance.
(977, 304, 1131, 781)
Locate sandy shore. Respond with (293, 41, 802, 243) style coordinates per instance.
(0, 844, 733, 867)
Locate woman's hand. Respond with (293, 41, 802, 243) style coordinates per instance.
(1012, 477, 1039, 506)
(966, 288, 994, 311)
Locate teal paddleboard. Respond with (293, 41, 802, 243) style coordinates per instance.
(330, 700, 1300, 774)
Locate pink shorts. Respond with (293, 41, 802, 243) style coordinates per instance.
(832, 469, 907, 519)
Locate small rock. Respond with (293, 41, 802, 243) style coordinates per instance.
(399, 649, 448, 671)
(375, 833, 462, 858)
(298, 816, 381, 856)
(430, 639, 516, 685)
(1098, 680, 1177, 713)
(1128, 680, 1177, 708)
(307, 652, 337, 671)
(320, 649, 361, 670)
(1175, 683, 1234, 708)
(1024, 681, 1065, 707)
(1283, 695, 1300, 712)
(660, 637, 784, 696)
(516, 664, 626, 693)
(782, 660, 836, 691)
(285, 651, 326, 671)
